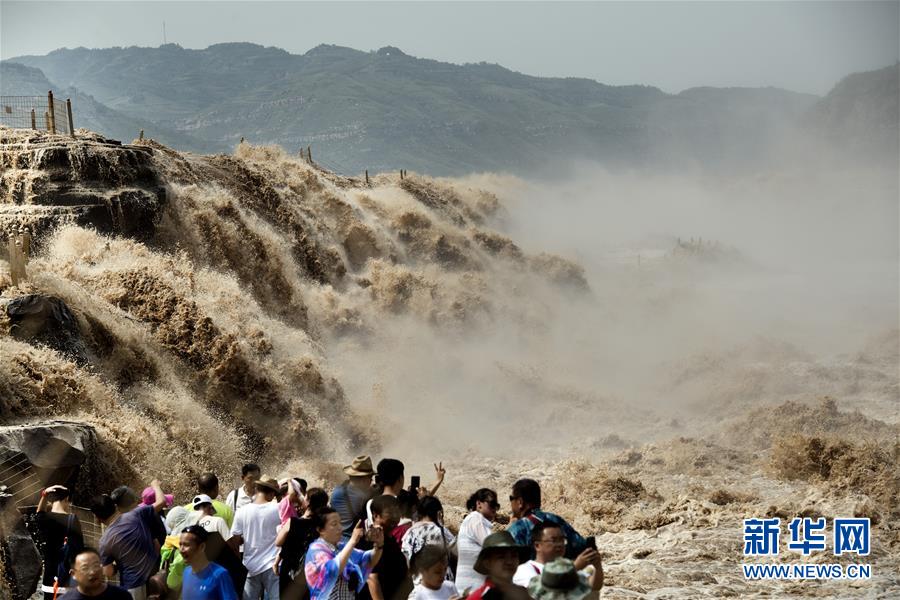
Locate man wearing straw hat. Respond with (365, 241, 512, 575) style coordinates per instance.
(230, 474, 282, 600)
(466, 531, 532, 600)
(331, 456, 376, 542)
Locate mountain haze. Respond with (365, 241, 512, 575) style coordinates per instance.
(4, 44, 895, 174)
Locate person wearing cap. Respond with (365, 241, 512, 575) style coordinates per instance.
(185, 472, 235, 528)
(506, 479, 587, 560)
(230, 474, 282, 599)
(512, 523, 602, 593)
(29, 484, 85, 600)
(526, 558, 599, 600)
(467, 532, 531, 600)
(331, 456, 376, 542)
(189, 494, 232, 541)
(140, 485, 174, 548)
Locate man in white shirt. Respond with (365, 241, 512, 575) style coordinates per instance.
(512, 523, 603, 593)
(229, 475, 281, 600)
(225, 463, 260, 513)
(188, 494, 232, 541)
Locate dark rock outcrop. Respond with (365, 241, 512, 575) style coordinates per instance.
(1, 519, 41, 600)
(0, 128, 167, 248)
(0, 421, 95, 507)
(6, 294, 86, 361)
(0, 422, 98, 600)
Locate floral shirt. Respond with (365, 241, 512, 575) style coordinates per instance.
(305, 538, 374, 600)
(400, 521, 456, 581)
(506, 510, 587, 560)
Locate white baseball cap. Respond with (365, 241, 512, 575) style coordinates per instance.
(192, 494, 214, 510)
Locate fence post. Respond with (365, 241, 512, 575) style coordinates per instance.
(44, 112, 50, 132)
(21, 228, 31, 264)
(6, 232, 15, 286)
(47, 91, 56, 134)
(30, 109, 36, 130)
(7, 228, 29, 286)
(307, 145, 312, 163)
(139, 129, 144, 141)
(365, 170, 369, 185)
(66, 99, 75, 137)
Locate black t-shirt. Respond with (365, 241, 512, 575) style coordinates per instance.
(281, 517, 318, 571)
(34, 512, 85, 586)
(60, 584, 133, 600)
(145, 509, 167, 548)
(363, 535, 412, 600)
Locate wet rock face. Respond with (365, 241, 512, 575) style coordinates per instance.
(0, 128, 166, 244)
(6, 294, 86, 361)
(1, 519, 41, 600)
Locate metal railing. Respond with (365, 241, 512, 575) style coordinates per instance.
(0, 91, 74, 136)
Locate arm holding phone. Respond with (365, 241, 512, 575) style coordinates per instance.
(573, 536, 603, 592)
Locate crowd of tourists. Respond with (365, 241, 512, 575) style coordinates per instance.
(26, 456, 603, 600)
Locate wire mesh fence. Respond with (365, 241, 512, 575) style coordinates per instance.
(0, 92, 74, 135)
(0, 447, 112, 583)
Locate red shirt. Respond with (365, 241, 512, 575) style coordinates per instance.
(391, 522, 412, 545)
(467, 580, 494, 600)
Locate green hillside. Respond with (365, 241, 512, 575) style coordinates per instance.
(3, 43, 845, 174)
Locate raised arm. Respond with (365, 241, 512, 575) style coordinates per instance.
(336, 520, 366, 574)
(428, 462, 446, 496)
(150, 479, 166, 513)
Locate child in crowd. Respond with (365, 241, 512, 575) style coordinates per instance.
(409, 545, 460, 600)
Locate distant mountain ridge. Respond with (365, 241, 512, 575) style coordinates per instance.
(0, 61, 216, 152)
(2, 43, 895, 174)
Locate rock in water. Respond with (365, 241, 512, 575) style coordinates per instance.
(6, 295, 86, 361)
(0, 128, 166, 243)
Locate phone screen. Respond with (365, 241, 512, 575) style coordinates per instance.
(410, 475, 421, 489)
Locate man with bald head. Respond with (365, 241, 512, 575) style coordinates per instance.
(61, 549, 132, 599)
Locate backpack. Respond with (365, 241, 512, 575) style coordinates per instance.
(56, 514, 76, 584)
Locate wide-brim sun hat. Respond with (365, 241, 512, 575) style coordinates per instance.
(474, 531, 530, 575)
(527, 558, 593, 600)
(343, 455, 375, 477)
(255, 475, 280, 493)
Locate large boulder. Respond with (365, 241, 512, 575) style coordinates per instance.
(0, 518, 41, 600)
(6, 295, 86, 361)
(0, 421, 95, 507)
(0, 422, 98, 600)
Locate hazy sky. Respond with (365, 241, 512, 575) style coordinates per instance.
(2, 1, 898, 95)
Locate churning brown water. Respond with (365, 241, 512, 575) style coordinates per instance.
(1, 128, 897, 596)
